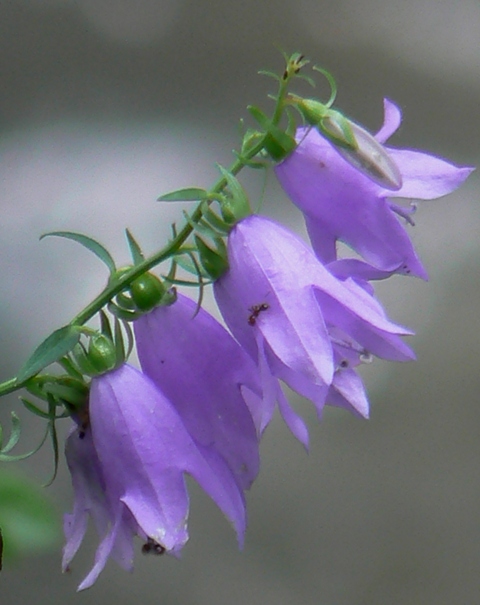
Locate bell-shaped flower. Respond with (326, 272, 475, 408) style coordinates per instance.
(63, 426, 137, 591)
(134, 292, 262, 489)
(275, 99, 474, 278)
(214, 215, 414, 445)
(63, 363, 246, 590)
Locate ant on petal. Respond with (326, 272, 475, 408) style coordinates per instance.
(248, 303, 269, 326)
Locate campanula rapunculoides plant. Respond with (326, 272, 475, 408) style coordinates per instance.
(0, 52, 473, 590)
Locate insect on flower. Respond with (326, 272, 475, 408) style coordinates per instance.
(248, 303, 269, 326)
(141, 537, 166, 556)
(76, 404, 90, 440)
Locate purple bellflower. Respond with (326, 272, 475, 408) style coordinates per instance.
(63, 363, 246, 590)
(275, 99, 474, 279)
(134, 292, 262, 488)
(214, 215, 414, 446)
(63, 426, 135, 591)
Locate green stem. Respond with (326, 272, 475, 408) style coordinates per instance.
(0, 59, 294, 400)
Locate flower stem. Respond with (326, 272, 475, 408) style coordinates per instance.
(0, 62, 295, 400)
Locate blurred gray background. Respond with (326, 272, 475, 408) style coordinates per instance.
(0, 1, 479, 603)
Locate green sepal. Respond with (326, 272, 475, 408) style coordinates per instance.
(40, 231, 116, 275)
(42, 380, 88, 408)
(0, 469, 60, 564)
(158, 187, 208, 202)
(194, 236, 229, 280)
(0, 413, 50, 462)
(285, 108, 297, 139)
(318, 111, 357, 150)
(0, 413, 21, 455)
(247, 105, 296, 161)
(199, 201, 231, 235)
(125, 229, 145, 265)
(168, 251, 205, 285)
(20, 397, 57, 420)
(107, 301, 142, 322)
(113, 317, 126, 365)
(183, 210, 224, 241)
(115, 291, 137, 311)
(122, 319, 134, 359)
(99, 310, 114, 342)
(17, 325, 83, 383)
(71, 342, 98, 376)
(44, 395, 59, 487)
(216, 165, 251, 222)
(239, 127, 267, 161)
(57, 356, 84, 381)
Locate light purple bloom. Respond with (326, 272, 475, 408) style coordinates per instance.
(214, 215, 414, 445)
(134, 292, 261, 488)
(63, 427, 135, 591)
(275, 99, 474, 279)
(63, 363, 246, 590)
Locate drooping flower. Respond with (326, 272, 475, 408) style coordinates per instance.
(275, 99, 474, 278)
(63, 363, 246, 590)
(214, 215, 414, 444)
(134, 292, 262, 488)
(63, 427, 136, 591)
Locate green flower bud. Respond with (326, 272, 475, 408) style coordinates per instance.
(87, 334, 117, 375)
(129, 273, 166, 312)
(195, 236, 229, 280)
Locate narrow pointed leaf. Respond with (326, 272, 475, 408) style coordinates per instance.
(41, 231, 116, 275)
(0, 413, 21, 454)
(158, 187, 208, 202)
(114, 317, 126, 364)
(20, 397, 51, 420)
(125, 229, 145, 265)
(17, 326, 83, 383)
(99, 310, 113, 341)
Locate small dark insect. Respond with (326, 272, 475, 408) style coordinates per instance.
(142, 537, 166, 556)
(77, 404, 90, 439)
(248, 303, 269, 326)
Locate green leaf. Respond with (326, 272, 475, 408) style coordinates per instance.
(0, 470, 60, 563)
(247, 106, 296, 160)
(257, 69, 281, 82)
(216, 165, 251, 220)
(41, 231, 116, 275)
(158, 187, 208, 202)
(20, 397, 51, 419)
(125, 229, 145, 265)
(172, 251, 210, 279)
(17, 325, 83, 383)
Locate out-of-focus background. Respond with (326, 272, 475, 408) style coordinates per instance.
(0, 1, 479, 603)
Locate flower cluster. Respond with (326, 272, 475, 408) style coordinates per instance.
(62, 96, 472, 590)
